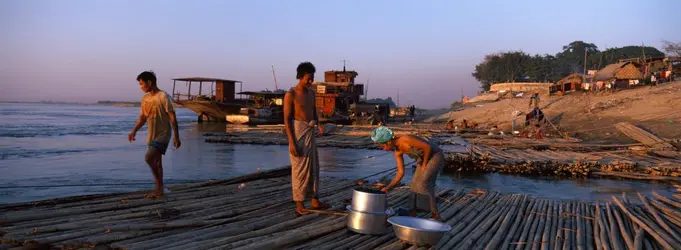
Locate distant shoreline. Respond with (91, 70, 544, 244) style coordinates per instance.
(0, 101, 184, 108)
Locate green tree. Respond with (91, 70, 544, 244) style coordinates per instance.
(471, 40, 667, 90)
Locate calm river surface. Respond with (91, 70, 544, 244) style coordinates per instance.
(0, 103, 675, 204)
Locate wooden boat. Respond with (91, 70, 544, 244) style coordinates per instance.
(226, 90, 285, 125)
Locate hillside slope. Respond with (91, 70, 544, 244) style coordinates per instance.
(429, 81, 681, 143)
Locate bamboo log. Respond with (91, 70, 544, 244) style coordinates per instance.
(443, 194, 506, 248)
(651, 192, 681, 210)
(610, 202, 634, 250)
(353, 232, 396, 250)
(581, 203, 594, 250)
(575, 202, 585, 250)
(632, 229, 644, 250)
(502, 197, 536, 250)
(561, 202, 572, 250)
(539, 200, 554, 250)
(595, 202, 610, 250)
(458, 195, 516, 249)
(611, 197, 675, 250)
(315, 233, 363, 250)
(229, 216, 347, 250)
(593, 205, 601, 250)
(438, 191, 496, 247)
(486, 195, 526, 250)
(649, 200, 681, 229)
(605, 203, 625, 250)
(549, 201, 561, 250)
(512, 198, 541, 250)
(109, 228, 190, 249)
(291, 229, 350, 250)
(525, 199, 546, 250)
(636, 193, 681, 245)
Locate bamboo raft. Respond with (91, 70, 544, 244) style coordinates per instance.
(2, 167, 681, 249)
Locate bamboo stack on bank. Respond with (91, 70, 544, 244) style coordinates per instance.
(2, 167, 681, 249)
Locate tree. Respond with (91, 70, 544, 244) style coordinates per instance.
(662, 40, 681, 57)
(471, 40, 667, 90)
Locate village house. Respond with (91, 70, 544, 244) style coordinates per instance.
(593, 62, 642, 89)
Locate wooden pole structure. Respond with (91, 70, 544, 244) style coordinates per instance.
(271, 65, 279, 90)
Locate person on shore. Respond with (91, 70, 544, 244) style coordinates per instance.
(529, 90, 540, 109)
(283, 62, 330, 215)
(128, 71, 181, 199)
(371, 126, 444, 220)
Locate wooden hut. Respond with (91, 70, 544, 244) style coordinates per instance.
(551, 73, 586, 93)
(593, 62, 642, 89)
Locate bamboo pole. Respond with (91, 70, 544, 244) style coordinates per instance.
(605, 203, 625, 250)
(524, 198, 545, 250)
(502, 197, 535, 250)
(595, 202, 610, 250)
(443, 194, 506, 248)
(539, 200, 554, 250)
(611, 197, 675, 249)
(610, 202, 634, 250)
(561, 202, 573, 250)
(516, 199, 542, 250)
(229, 216, 347, 250)
(636, 193, 681, 245)
(458, 195, 516, 249)
(486, 195, 526, 250)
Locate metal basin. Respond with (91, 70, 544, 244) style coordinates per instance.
(351, 187, 388, 213)
(387, 216, 452, 246)
(346, 205, 394, 235)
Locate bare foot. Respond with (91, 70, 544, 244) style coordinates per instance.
(431, 212, 441, 221)
(294, 201, 310, 216)
(310, 198, 330, 210)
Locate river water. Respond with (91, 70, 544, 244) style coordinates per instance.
(0, 103, 675, 204)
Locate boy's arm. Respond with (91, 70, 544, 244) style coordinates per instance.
(283, 92, 296, 143)
(132, 103, 147, 134)
(163, 93, 180, 140)
(132, 113, 147, 134)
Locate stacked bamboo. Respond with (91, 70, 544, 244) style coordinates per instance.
(614, 122, 676, 150)
(2, 167, 681, 249)
(442, 143, 681, 181)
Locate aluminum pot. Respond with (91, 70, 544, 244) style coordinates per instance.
(351, 187, 388, 213)
(387, 216, 452, 246)
(346, 205, 394, 235)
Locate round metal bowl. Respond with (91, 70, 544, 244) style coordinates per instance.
(387, 216, 452, 246)
(351, 187, 388, 213)
(346, 205, 394, 235)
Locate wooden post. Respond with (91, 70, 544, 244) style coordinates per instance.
(172, 80, 176, 100)
(198, 81, 202, 96)
(188, 81, 192, 100)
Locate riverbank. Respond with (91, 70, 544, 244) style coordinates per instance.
(204, 124, 681, 184)
(2, 166, 680, 249)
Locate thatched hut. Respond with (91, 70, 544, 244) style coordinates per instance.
(593, 62, 642, 88)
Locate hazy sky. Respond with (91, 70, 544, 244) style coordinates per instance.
(1, 0, 679, 108)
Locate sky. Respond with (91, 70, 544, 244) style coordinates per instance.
(1, 0, 679, 109)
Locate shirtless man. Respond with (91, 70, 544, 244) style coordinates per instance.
(284, 62, 329, 215)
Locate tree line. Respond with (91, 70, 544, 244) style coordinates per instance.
(472, 40, 669, 90)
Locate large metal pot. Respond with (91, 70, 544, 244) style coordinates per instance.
(387, 216, 452, 246)
(346, 205, 394, 235)
(351, 187, 388, 213)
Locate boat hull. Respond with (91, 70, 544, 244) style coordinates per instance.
(174, 100, 242, 122)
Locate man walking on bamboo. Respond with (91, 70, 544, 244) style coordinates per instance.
(284, 62, 330, 215)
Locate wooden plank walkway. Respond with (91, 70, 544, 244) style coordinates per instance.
(1, 167, 681, 250)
